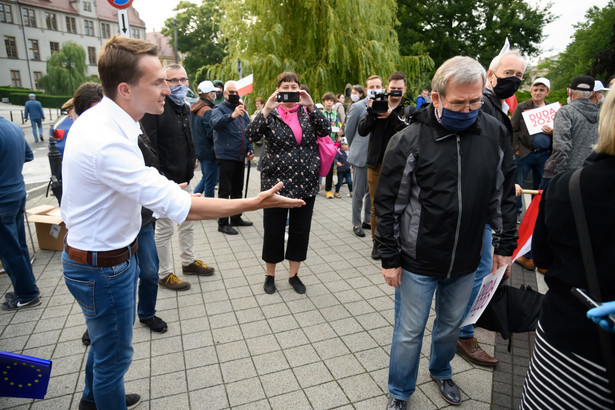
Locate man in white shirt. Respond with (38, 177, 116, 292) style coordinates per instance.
(61, 35, 304, 410)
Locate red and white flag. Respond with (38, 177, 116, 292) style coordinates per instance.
(512, 192, 542, 261)
(236, 74, 253, 97)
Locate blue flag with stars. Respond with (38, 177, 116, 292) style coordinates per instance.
(0, 351, 52, 399)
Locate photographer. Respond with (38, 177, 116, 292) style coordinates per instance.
(358, 71, 415, 259)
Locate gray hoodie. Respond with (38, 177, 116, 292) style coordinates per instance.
(543, 98, 599, 179)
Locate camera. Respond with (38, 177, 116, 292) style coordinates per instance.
(370, 89, 404, 113)
(277, 92, 300, 103)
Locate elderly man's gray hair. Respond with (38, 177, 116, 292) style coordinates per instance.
(224, 80, 236, 91)
(431, 56, 487, 96)
(489, 50, 527, 72)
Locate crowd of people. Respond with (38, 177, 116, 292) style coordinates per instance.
(1, 33, 615, 409)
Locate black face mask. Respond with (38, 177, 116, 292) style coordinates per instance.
(215, 91, 223, 99)
(227, 94, 240, 105)
(493, 75, 522, 99)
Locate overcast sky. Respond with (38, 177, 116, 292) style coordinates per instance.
(132, 0, 610, 61)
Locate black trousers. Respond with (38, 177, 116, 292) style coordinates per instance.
(325, 163, 335, 191)
(217, 159, 245, 226)
(262, 196, 316, 264)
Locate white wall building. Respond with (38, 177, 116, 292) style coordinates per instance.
(0, 0, 146, 89)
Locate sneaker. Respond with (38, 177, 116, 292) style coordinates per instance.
(264, 275, 276, 294)
(82, 329, 90, 346)
(326, 190, 334, 199)
(289, 275, 306, 294)
(386, 396, 407, 409)
(78, 394, 141, 410)
(1, 295, 41, 310)
(140, 315, 168, 333)
(182, 260, 215, 276)
(5, 291, 41, 301)
(158, 273, 191, 291)
(348, 192, 353, 197)
(334, 192, 341, 198)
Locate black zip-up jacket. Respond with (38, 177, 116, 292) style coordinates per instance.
(482, 89, 513, 143)
(374, 105, 518, 277)
(140, 97, 196, 184)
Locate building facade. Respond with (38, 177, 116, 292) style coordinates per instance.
(0, 0, 146, 90)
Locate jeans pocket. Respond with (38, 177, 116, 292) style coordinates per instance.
(105, 258, 132, 280)
(64, 276, 96, 317)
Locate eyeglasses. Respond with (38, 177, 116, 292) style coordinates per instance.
(440, 95, 484, 112)
(165, 77, 189, 85)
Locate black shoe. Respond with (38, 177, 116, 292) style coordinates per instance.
(82, 329, 90, 346)
(264, 275, 276, 294)
(362, 222, 371, 230)
(218, 225, 238, 235)
(371, 243, 381, 260)
(289, 275, 306, 294)
(353, 226, 365, 237)
(432, 377, 461, 405)
(78, 394, 140, 410)
(230, 217, 253, 227)
(40, 136, 44, 142)
(386, 396, 407, 409)
(140, 315, 168, 333)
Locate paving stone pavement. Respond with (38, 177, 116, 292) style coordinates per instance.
(0, 167, 540, 409)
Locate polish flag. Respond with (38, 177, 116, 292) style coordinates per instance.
(512, 192, 542, 261)
(236, 74, 253, 97)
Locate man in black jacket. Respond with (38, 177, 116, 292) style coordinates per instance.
(141, 64, 215, 291)
(377, 56, 517, 409)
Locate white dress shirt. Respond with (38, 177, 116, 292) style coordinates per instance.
(61, 97, 191, 251)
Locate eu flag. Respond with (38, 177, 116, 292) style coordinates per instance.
(0, 351, 52, 399)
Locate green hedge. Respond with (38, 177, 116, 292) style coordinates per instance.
(8, 93, 71, 108)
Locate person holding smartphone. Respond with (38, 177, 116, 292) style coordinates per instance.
(245, 71, 331, 295)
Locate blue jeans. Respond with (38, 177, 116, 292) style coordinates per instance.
(459, 224, 493, 338)
(515, 151, 549, 213)
(335, 170, 352, 193)
(194, 159, 218, 198)
(388, 269, 474, 400)
(137, 223, 158, 320)
(62, 249, 139, 410)
(0, 196, 39, 302)
(30, 118, 43, 142)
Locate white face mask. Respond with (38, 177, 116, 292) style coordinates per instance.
(351, 94, 360, 102)
(367, 89, 384, 99)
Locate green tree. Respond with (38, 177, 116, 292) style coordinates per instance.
(199, 0, 433, 109)
(544, 1, 615, 90)
(162, 0, 227, 80)
(38, 42, 87, 95)
(397, 0, 555, 68)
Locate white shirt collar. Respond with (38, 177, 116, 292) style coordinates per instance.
(100, 96, 142, 142)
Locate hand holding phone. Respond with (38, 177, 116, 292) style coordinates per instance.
(277, 92, 300, 103)
(572, 288, 615, 331)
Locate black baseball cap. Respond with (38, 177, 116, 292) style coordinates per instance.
(569, 75, 595, 91)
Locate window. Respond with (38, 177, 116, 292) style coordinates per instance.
(5, 36, 17, 58)
(28, 39, 40, 60)
(44, 12, 57, 30)
(87, 46, 96, 65)
(22, 7, 36, 27)
(131, 28, 140, 39)
(83, 1, 92, 12)
(0, 3, 13, 24)
(66, 16, 76, 33)
(10, 70, 21, 87)
(101, 22, 111, 38)
(84, 20, 94, 36)
(34, 71, 42, 88)
(50, 41, 59, 54)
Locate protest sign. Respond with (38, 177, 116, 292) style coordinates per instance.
(460, 265, 507, 328)
(521, 102, 561, 135)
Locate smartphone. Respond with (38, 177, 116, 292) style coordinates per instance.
(277, 92, 300, 103)
(571, 287, 615, 327)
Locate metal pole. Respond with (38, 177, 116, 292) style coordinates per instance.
(173, 19, 179, 64)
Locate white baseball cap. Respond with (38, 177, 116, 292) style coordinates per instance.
(531, 77, 550, 89)
(594, 80, 610, 92)
(197, 81, 216, 94)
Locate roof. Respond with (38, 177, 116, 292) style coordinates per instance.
(146, 31, 176, 59)
(16, 1, 146, 27)
(17, 0, 78, 14)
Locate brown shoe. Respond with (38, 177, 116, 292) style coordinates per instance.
(182, 259, 215, 276)
(457, 337, 499, 366)
(158, 273, 191, 291)
(514, 256, 535, 271)
(537, 268, 548, 274)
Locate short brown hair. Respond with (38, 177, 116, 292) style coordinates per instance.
(388, 71, 406, 84)
(277, 71, 300, 87)
(73, 82, 103, 116)
(322, 92, 336, 102)
(255, 97, 265, 105)
(98, 35, 159, 99)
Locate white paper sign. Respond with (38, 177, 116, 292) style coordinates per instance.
(49, 224, 61, 239)
(460, 265, 507, 327)
(521, 103, 561, 135)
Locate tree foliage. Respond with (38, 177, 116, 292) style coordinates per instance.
(38, 42, 87, 95)
(162, 0, 227, 79)
(544, 1, 615, 90)
(199, 0, 433, 108)
(397, 0, 555, 69)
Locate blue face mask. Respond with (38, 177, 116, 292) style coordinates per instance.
(168, 84, 189, 106)
(438, 107, 479, 132)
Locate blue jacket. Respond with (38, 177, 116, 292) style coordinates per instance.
(0, 116, 33, 204)
(24, 99, 44, 121)
(211, 101, 253, 161)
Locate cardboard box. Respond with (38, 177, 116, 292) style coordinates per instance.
(26, 205, 67, 251)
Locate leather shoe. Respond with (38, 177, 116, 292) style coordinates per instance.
(264, 275, 276, 294)
(289, 274, 306, 294)
(230, 217, 253, 227)
(457, 337, 498, 366)
(362, 222, 371, 230)
(371, 243, 381, 260)
(82, 329, 90, 346)
(386, 396, 407, 409)
(353, 226, 365, 237)
(218, 225, 238, 235)
(514, 256, 535, 270)
(538, 268, 548, 274)
(431, 376, 461, 405)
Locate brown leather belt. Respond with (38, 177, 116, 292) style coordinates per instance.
(64, 239, 138, 267)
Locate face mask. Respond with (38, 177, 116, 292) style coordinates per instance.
(351, 94, 360, 102)
(215, 90, 223, 99)
(438, 107, 479, 132)
(367, 89, 384, 99)
(168, 84, 188, 106)
(492, 75, 522, 99)
(227, 94, 240, 105)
